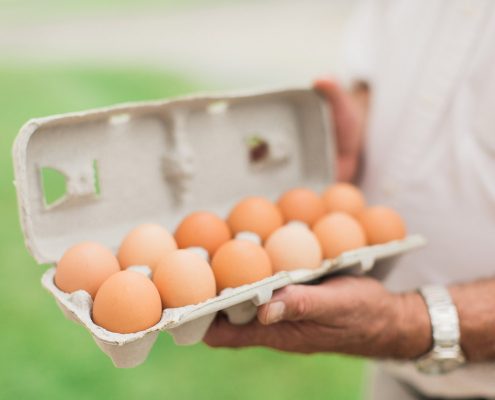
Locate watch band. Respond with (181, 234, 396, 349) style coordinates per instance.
(415, 285, 466, 374)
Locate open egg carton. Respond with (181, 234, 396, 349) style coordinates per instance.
(13, 87, 426, 368)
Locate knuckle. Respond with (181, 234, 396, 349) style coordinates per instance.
(294, 298, 307, 319)
(289, 286, 312, 319)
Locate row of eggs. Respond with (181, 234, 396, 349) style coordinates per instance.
(54, 183, 406, 334)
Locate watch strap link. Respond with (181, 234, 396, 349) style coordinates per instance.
(419, 285, 461, 347)
(416, 285, 466, 374)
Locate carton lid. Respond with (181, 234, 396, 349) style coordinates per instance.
(13, 87, 334, 264)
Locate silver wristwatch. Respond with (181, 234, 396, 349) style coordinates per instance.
(415, 285, 466, 374)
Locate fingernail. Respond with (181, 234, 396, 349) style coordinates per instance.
(265, 301, 285, 324)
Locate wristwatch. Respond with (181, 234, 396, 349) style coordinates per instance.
(415, 285, 466, 374)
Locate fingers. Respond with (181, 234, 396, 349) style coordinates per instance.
(204, 285, 324, 349)
(257, 277, 364, 325)
(337, 154, 360, 182)
(257, 285, 320, 325)
(313, 77, 356, 148)
(203, 314, 284, 349)
(203, 285, 323, 350)
(313, 77, 349, 112)
(204, 313, 321, 353)
(203, 277, 376, 353)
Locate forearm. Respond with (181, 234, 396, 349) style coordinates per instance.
(450, 278, 495, 362)
(393, 277, 495, 362)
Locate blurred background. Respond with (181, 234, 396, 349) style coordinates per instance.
(0, 0, 366, 399)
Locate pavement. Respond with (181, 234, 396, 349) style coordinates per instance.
(0, 0, 358, 88)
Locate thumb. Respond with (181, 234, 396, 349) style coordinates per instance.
(257, 285, 319, 325)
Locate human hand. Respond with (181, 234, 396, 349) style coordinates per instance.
(204, 275, 431, 360)
(313, 78, 369, 182)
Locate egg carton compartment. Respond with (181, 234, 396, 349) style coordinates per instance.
(41, 235, 425, 368)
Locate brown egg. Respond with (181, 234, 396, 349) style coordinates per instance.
(92, 270, 162, 334)
(153, 250, 216, 308)
(313, 212, 367, 259)
(174, 211, 231, 256)
(211, 239, 273, 292)
(265, 223, 322, 272)
(322, 183, 366, 216)
(277, 188, 327, 226)
(54, 241, 120, 299)
(357, 206, 407, 244)
(118, 223, 177, 271)
(227, 196, 283, 241)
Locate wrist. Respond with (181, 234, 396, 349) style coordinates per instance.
(392, 291, 432, 360)
(449, 281, 495, 362)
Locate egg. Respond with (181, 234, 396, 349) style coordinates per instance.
(277, 188, 326, 225)
(357, 206, 407, 244)
(227, 196, 283, 241)
(322, 183, 366, 216)
(54, 241, 120, 299)
(117, 223, 177, 271)
(174, 211, 231, 256)
(265, 223, 322, 272)
(92, 270, 162, 333)
(153, 250, 216, 308)
(313, 212, 367, 259)
(211, 239, 273, 292)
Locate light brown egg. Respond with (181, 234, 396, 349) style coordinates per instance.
(92, 270, 162, 334)
(117, 223, 177, 271)
(227, 196, 283, 241)
(277, 188, 327, 226)
(174, 211, 231, 256)
(54, 241, 120, 299)
(153, 250, 216, 308)
(357, 206, 407, 245)
(265, 223, 322, 272)
(313, 212, 367, 259)
(211, 239, 273, 292)
(322, 183, 366, 217)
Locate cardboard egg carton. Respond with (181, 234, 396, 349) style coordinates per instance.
(13, 87, 426, 368)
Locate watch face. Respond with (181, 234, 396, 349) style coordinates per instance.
(416, 351, 465, 375)
(439, 358, 463, 373)
(417, 357, 442, 375)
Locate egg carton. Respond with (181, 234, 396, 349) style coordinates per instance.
(13, 86, 426, 368)
(41, 234, 425, 368)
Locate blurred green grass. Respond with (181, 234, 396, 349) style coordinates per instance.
(0, 64, 366, 400)
(0, 0, 238, 16)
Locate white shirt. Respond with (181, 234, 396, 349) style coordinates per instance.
(342, 0, 495, 397)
